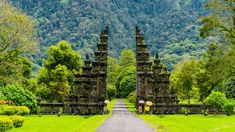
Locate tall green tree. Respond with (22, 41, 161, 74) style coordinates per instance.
(170, 59, 199, 104)
(119, 73, 136, 98)
(222, 76, 235, 99)
(37, 41, 83, 102)
(194, 60, 211, 101)
(107, 57, 119, 98)
(0, 0, 37, 86)
(0, 0, 37, 53)
(198, 0, 235, 100)
(118, 49, 136, 70)
(115, 66, 136, 98)
(107, 57, 119, 85)
(200, 0, 235, 44)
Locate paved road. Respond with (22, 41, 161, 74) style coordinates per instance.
(96, 99, 155, 132)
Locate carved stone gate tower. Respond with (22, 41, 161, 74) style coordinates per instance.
(135, 26, 178, 112)
(68, 27, 109, 114)
(136, 27, 154, 101)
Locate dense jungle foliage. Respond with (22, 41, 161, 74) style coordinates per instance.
(10, 0, 209, 70)
(0, 0, 234, 106)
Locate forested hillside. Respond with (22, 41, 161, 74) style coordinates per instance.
(10, 0, 209, 70)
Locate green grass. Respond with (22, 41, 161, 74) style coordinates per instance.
(139, 114, 235, 132)
(10, 99, 116, 132)
(124, 99, 235, 132)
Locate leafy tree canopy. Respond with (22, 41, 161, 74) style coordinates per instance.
(118, 49, 136, 70)
(115, 66, 136, 98)
(0, 0, 37, 53)
(10, 0, 209, 69)
(0, 0, 37, 86)
(170, 59, 200, 104)
(37, 41, 83, 102)
(200, 0, 235, 44)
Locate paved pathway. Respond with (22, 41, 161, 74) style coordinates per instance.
(96, 99, 155, 132)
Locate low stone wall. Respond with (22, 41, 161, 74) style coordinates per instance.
(38, 103, 104, 115)
(151, 104, 222, 114)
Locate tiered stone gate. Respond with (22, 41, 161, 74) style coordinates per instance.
(68, 26, 109, 114)
(39, 26, 220, 115)
(135, 26, 179, 113)
(39, 27, 109, 114)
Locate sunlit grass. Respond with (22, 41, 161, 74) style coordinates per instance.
(124, 99, 235, 132)
(10, 99, 116, 132)
(139, 114, 235, 132)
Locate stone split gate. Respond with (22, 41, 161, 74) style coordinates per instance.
(39, 26, 180, 114)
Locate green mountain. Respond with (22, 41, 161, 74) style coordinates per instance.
(10, 0, 209, 70)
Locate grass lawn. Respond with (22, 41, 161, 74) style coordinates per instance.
(139, 114, 235, 132)
(10, 99, 116, 132)
(124, 99, 235, 132)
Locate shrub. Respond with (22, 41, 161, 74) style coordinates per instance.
(205, 91, 227, 114)
(0, 116, 13, 132)
(0, 84, 38, 112)
(115, 66, 136, 98)
(181, 107, 189, 116)
(118, 73, 136, 98)
(107, 85, 116, 99)
(128, 91, 136, 103)
(10, 115, 25, 128)
(58, 107, 63, 117)
(0, 100, 14, 106)
(0, 100, 7, 106)
(222, 76, 235, 99)
(0, 106, 17, 116)
(0, 106, 30, 116)
(202, 109, 209, 116)
(16, 106, 30, 115)
(222, 100, 235, 116)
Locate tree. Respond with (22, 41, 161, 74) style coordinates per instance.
(48, 64, 71, 101)
(0, 84, 38, 112)
(118, 49, 136, 70)
(0, 0, 37, 53)
(119, 74, 136, 98)
(170, 59, 199, 104)
(107, 57, 119, 85)
(0, 0, 37, 86)
(107, 84, 116, 99)
(197, 44, 235, 100)
(194, 60, 212, 101)
(199, 1, 235, 98)
(37, 41, 83, 102)
(115, 66, 136, 98)
(43, 41, 82, 75)
(205, 91, 227, 114)
(222, 76, 235, 99)
(216, 46, 235, 81)
(200, 0, 235, 44)
(0, 51, 32, 85)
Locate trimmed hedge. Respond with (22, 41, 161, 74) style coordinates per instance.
(0, 116, 13, 132)
(16, 106, 30, 115)
(0, 106, 30, 116)
(10, 115, 25, 128)
(0, 106, 16, 116)
(128, 91, 136, 103)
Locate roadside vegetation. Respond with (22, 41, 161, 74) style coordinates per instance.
(9, 99, 116, 132)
